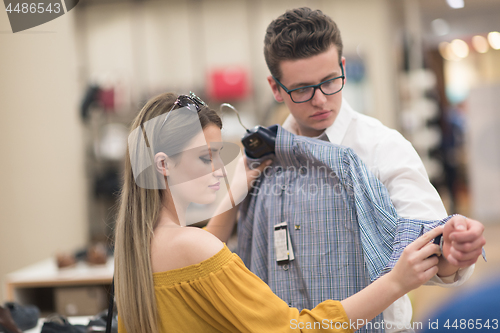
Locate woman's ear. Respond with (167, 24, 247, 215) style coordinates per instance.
(154, 152, 169, 177)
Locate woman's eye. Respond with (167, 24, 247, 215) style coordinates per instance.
(200, 157, 212, 164)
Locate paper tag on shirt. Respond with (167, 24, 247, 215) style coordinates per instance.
(274, 222, 294, 264)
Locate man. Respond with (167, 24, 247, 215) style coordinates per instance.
(239, 7, 485, 332)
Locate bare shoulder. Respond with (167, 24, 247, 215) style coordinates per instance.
(151, 226, 224, 273)
(175, 227, 225, 261)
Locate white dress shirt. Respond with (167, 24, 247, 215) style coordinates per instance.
(282, 99, 473, 332)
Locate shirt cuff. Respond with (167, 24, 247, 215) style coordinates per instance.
(425, 264, 475, 287)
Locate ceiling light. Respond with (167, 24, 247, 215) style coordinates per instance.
(446, 0, 464, 9)
(450, 39, 469, 58)
(472, 35, 489, 53)
(431, 19, 450, 36)
(488, 31, 500, 50)
(439, 42, 451, 60)
(439, 41, 460, 61)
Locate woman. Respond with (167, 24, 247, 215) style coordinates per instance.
(114, 92, 443, 333)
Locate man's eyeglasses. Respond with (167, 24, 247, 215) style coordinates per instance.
(160, 92, 206, 129)
(273, 63, 345, 103)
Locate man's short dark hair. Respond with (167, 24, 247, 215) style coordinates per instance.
(264, 7, 343, 80)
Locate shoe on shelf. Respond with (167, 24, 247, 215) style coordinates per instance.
(86, 243, 108, 265)
(0, 305, 22, 333)
(41, 314, 86, 333)
(87, 309, 117, 333)
(56, 253, 77, 269)
(1, 302, 39, 332)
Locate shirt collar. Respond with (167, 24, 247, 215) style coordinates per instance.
(324, 99, 354, 145)
(274, 125, 346, 171)
(274, 126, 301, 168)
(281, 98, 354, 145)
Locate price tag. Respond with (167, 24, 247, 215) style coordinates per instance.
(274, 222, 294, 264)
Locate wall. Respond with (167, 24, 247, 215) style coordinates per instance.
(76, 0, 399, 128)
(0, 10, 88, 301)
(468, 83, 500, 223)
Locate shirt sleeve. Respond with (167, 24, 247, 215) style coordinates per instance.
(237, 189, 256, 268)
(370, 133, 478, 286)
(340, 147, 401, 281)
(236, 156, 263, 267)
(426, 265, 475, 287)
(341, 147, 476, 286)
(374, 130, 448, 220)
(382, 216, 477, 287)
(419, 217, 477, 286)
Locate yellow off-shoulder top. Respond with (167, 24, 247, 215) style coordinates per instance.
(118, 245, 352, 333)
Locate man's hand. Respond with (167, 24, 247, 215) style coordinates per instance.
(442, 215, 486, 267)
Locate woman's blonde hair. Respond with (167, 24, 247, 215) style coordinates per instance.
(114, 92, 222, 333)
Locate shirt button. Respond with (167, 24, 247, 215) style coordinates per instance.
(282, 264, 289, 271)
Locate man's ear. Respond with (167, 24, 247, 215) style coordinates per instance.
(267, 75, 284, 103)
(154, 152, 169, 176)
(341, 56, 346, 85)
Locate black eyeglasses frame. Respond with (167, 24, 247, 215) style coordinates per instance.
(272, 63, 345, 103)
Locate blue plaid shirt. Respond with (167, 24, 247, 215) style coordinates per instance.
(238, 126, 450, 333)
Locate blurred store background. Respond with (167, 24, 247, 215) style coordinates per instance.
(1, 0, 499, 324)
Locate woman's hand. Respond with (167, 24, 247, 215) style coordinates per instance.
(388, 226, 444, 294)
(244, 156, 273, 188)
(230, 156, 272, 203)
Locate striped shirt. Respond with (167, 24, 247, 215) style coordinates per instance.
(238, 126, 449, 333)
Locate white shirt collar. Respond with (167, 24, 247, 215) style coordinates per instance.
(281, 112, 300, 135)
(324, 98, 355, 145)
(281, 98, 355, 145)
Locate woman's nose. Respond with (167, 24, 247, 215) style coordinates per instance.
(212, 166, 224, 179)
(211, 158, 224, 178)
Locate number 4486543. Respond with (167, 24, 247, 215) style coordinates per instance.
(5, 3, 62, 14)
(443, 319, 498, 330)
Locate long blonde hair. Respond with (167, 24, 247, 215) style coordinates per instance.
(114, 92, 222, 333)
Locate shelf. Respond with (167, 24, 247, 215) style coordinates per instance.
(5, 257, 113, 316)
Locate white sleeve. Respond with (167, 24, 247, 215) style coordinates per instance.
(374, 131, 476, 286)
(426, 265, 475, 287)
(374, 130, 448, 220)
